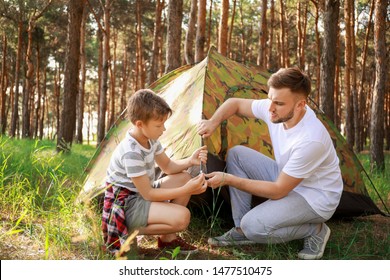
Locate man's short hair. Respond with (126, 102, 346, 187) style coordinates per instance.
(267, 67, 311, 97)
(127, 89, 172, 124)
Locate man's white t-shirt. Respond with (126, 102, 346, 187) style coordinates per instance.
(252, 99, 343, 219)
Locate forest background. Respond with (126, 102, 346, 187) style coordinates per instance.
(0, 0, 389, 261)
(0, 0, 388, 169)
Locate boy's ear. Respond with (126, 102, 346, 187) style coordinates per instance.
(135, 120, 143, 128)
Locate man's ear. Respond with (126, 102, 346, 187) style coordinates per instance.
(298, 99, 307, 110)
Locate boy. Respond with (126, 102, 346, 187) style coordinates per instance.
(102, 89, 208, 254)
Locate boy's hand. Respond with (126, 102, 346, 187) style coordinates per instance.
(189, 145, 208, 166)
(186, 173, 208, 195)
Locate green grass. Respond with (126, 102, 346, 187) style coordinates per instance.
(0, 136, 103, 259)
(358, 153, 390, 213)
(0, 136, 389, 260)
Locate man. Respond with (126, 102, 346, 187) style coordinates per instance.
(197, 67, 343, 260)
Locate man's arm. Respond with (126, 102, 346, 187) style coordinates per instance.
(206, 171, 303, 200)
(197, 98, 256, 137)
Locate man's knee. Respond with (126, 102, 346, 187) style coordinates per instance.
(227, 145, 245, 158)
(241, 214, 269, 242)
(226, 145, 247, 166)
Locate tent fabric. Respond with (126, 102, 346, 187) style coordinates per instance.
(79, 46, 384, 218)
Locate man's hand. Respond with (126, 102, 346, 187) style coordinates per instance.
(197, 119, 219, 138)
(205, 172, 227, 189)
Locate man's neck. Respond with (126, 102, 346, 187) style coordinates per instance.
(283, 107, 307, 130)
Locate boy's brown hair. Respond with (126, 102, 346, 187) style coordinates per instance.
(267, 67, 311, 98)
(127, 89, 172, 124)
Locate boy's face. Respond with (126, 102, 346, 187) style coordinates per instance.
(139, 115, 168, 141)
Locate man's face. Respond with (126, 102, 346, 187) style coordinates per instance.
(267, 87, 305, 127)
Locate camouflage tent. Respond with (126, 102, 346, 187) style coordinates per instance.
(80, 47, 385, 218)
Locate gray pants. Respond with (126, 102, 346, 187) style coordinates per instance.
(227, 145, 327, 243)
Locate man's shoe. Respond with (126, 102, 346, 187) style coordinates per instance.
(158, 236, 198, 254)
(298, 223, 331, 260)
(208, 227, 255, 246)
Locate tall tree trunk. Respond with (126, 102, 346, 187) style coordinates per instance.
(120, 47, 128, 113)
(216, 12, 220, 48)
(185, 0, 197, 65)
(296, 1, 303, 69)
(296, 1, 308, 69)
(97, 0, 110, 145)
(344, 0, 354, 147)
(218, 0, 229, 56)
(257, 0, 267, 67)
(0, 33, 6, 134)
(34, 40, 41, 138)
(311, 0, 320, 104)
(76, 6, 87, 144)
(356, 0, 375, 151)
(108, 30, 117, 128)
(136, 0, 145, 89)
(279, 0, 287, 67)
(134, 24, 139, 90)
(238, 1, 246, 63)
(276, 34, 281, 68)
(22, 20, 35, 138)
(97, 29, 102, 122)
(365, 71, 375, 147)
(158, 16, 166, 77)
(86, 91, 91, 144)
(385, 84, 390, 150)
(8, 81, 14, 131)
(165, 0, 183, 73)
(351, 3, 359, 151)
(267, 0, 275, 70)
(247, 24, 253, 62)
(55, 66, 61, 140)
(319, 0, 339, 121)
(370, 0, 387, 171)
(196, 0, 207, 63)
(334, 22, 341, 129)
(206, 0, 213, 52)
(39, 69, 46, 139)
(22, 1, 52, 138)
(149, 0, 164, 84)
(57, 0, 85, 151)
(10, 20, 23, 137)
(227, 0, 237, 57)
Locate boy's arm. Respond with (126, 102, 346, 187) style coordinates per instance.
(155, 146, 207, 175)
(132, 173, 206, 201)
(155, 152, 191, 175)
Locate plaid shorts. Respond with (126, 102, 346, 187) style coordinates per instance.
(101, 180, 161, 253)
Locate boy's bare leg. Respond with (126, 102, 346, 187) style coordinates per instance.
(138, 172, 192, 242)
